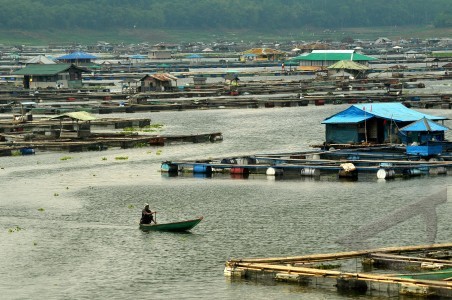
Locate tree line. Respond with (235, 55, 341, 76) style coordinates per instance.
(0, 0, 450, 30)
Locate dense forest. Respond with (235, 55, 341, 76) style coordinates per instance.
(0, 0, 450, 30)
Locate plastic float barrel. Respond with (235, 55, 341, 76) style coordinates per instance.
(300, 168, 320, 176)
(193, 164, 212, 174)
(376, 169, 395, 179)
(230, 167, 249, 175)
(339, 162, 358, 178)
(429, 167, 447, 175)
(149, 137, 165, 146)
(224, 266, 245, 277)
(161, 162, 178, 173)
(236, 157, 257, 165)
(221, 158, 237, 164)
(266, 167, 283, 176)
(338, 169, 358, 178)
(236, 158, 248, 165)
(403, 168, 421, 176)
(20, 147, 35, 155)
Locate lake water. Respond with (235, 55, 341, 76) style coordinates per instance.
(0, 105, 451, 299)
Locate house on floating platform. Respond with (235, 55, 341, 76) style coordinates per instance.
(322, 103, 447, 145)
(291, 50, 376, 70)
(148, 43, 177, 59)
(240, 48, 286, 62)
(148, 50, 172, 60)
(50, 111, 97, 139)
(139, 73, 178, 92)
(327, 60, 370, 79)
(400, 118, 450, 157)
(56, 51, 98, 65)
(13, 64, 89, 89)
(25, 55, 56, 65)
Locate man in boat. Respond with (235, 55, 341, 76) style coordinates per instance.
(140, 203, 157, 225)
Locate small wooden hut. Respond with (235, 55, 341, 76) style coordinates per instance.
(139, 73, 178, 92)
(50, 111, 97, 138)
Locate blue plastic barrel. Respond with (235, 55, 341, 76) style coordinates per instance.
(20, 147, 35, 155)
(193, 165, 212, 174)
(161, 163, 178, 173)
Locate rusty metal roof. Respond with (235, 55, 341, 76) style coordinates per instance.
(242, 48, 286, 55)
(141, 73, 178, 81)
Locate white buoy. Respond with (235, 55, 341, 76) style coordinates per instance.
(429, 167, 447, 175)
(266, 167, 283, 176)
(377, 169, 395, 179)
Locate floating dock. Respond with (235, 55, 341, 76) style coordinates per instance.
(225, 243, 452, 298)
(0, 132, 222, 153)
(160, 148, 452, 180)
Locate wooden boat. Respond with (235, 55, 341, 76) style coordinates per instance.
(139, 216, 203, 232)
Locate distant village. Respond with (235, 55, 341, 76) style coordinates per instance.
(0, 36, 451, 94)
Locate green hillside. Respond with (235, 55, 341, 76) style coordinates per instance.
(1, 0, 450, 30)
(0, 0, 450, 44)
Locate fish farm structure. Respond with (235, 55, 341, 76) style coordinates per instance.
(225, 243, 452, 298)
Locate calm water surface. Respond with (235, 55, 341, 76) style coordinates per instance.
(1, 105, 451, 299)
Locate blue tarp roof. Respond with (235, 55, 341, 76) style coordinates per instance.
(186, 54, 203, 59)
(322, 103, 447, 124)
(57, 51, 97, 60)
(400, 117, 449, 132)
(129, 54, 147, 59)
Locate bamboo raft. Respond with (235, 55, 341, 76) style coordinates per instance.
(225, 243, 452, 298)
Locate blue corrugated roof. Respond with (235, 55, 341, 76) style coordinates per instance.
(322, 103, 446, 124)
(57, 51, 97, 60)
(400, 118, 449, 132)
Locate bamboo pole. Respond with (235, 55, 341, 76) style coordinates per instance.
(229, 243, 452, 264)
(233, 262, 452, 289)
(370, 253, 452, 266)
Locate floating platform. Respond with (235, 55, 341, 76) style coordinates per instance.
(225, 243, 452, 298)
(0, 132, 222, 154)
(160, 147, 451, 181)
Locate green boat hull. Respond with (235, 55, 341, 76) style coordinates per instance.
(139, 217, 203, 232)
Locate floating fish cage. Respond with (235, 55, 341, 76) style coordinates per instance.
(225, 243, 452, 298)
(160, 149, 451, 181)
